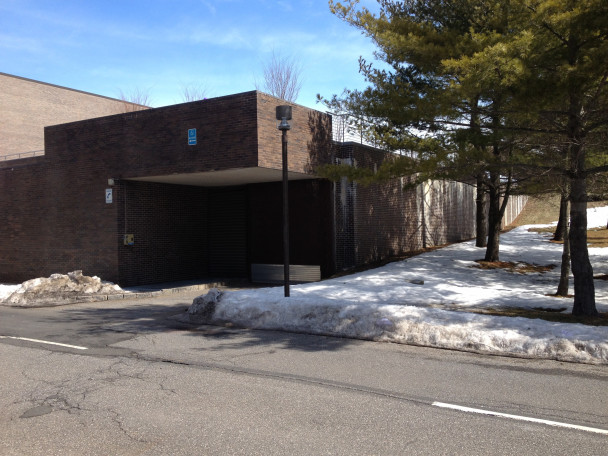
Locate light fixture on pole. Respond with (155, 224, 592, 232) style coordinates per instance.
(276, 105, 292, 298)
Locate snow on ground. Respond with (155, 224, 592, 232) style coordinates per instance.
(192, 206, 608, 364)
(2, 207, 607, 363)
(0, 284, 17, 301)
(0, 271, 123, 306)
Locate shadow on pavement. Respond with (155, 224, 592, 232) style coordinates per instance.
(2, 291, 357, 353)
(183, 323, 358, 352)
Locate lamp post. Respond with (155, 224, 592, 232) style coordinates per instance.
(276, 105, 292, 298)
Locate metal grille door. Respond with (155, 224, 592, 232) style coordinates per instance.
(207, 188, 248, 277)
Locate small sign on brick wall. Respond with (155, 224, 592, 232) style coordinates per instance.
(188, 128, 197, 145)
(105, 188, 113, 204)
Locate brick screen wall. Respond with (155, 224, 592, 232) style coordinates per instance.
(334, 143, 426, 269)
(502, 194, 529, 227)
(332, 142, 527, 272)
(113, 179, 334, 286)
(248, 180, 334, 277)
(116, 181, 209, 286)
(422, 180, 477, 246)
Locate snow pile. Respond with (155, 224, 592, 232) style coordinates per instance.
(0, 284, 18, 301)
(2, 270, 123, 307)
(190, 206, 608, 364)
(189, 288, 223, 321)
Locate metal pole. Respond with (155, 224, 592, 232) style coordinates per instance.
(282, 128, 290, 297)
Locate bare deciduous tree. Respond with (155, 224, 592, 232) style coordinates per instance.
(118, 88, 152, 112)
(180, 83, 208, 102)
(255, 50, 302, 102)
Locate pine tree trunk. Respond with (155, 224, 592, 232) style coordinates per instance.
(476, 175, 487, 248)
(553, 191, 569, 242)
(556, 217, 570, 296)
(484, 172, 501, 261)
(570, 175, 597, 316)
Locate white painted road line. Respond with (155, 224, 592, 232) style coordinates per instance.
(432, 402, 608, 436)
(0, 335, 88, 350)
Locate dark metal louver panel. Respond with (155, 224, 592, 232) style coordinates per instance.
(250, 264, 321, 283)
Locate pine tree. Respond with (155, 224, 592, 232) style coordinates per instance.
(323, 0, 528, 261)
(323, 0, 608, 315)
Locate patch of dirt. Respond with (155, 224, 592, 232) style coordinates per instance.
(529, 226, 608, 248)
(533, 306, 568, 312)
(587, 228, 608, 248)
(469, 307, 608, 326)
(473, 260, 555, 274)
(545, 293, 574, 298)
(527, 226, 554, 234)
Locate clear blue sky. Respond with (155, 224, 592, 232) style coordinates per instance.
(0, 0, 380, 109)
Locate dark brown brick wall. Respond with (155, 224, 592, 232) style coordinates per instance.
(0, 155, 120, 282)
(0, 92, 265, 285)
(114, 179, 335, 286)
(45, 91, 261, 178)
(256, 93, 333, 174)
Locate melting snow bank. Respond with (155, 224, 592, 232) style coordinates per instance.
(1, 204, 605, 359)
(189, 208, 608, 365)
(0, 284, 18, 301)
(190, 290, 608, 364)
(0, 270, 124, 307)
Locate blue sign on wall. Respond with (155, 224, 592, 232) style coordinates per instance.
(188, 128, 197, 145)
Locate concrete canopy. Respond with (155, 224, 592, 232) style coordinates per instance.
(128, 167, 317, 187)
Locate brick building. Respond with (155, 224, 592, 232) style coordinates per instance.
(0, 74, 525, 286)
(0, 72, 143, 159)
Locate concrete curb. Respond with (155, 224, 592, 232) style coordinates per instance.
(0, 281, 232, 308)
(82, 281, 229, 303)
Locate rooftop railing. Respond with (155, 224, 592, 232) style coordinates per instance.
(0, 150, 45, 161)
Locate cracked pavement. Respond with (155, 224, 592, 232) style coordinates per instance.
(1, 291, 607, 455)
